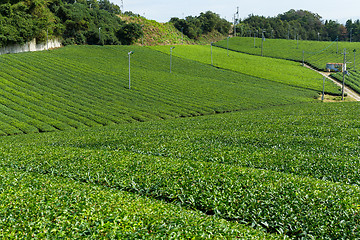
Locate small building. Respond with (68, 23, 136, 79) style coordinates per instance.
(326, 63, 344, 72)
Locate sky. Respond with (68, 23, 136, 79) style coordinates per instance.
(112, 0, 360, 24)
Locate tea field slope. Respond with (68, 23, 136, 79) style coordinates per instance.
(215, 37, 360, 94)
(1, 102, 360, 239)
(0, 45, 318, 136)
(151, 44, 340, 94)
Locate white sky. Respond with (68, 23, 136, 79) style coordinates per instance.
(112, 0, 360, 24)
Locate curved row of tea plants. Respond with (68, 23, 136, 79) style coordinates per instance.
(150, 45, 340, 94)
(0, 166, 276, 239)
(0, 45, 318, 136)
(214, 37, 360, 71)
(214, 37, 360, 93)
(332, 70, 360, 94)
(1, 102, 360, 239)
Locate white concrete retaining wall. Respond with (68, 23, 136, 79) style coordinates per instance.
(0, 38, 62, 55)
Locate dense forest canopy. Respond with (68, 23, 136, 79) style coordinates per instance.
(1, 3, 360, 48)
(170, 11, 231, 40)
(235, 9, 360, 42)
(0, 0, 143, 47)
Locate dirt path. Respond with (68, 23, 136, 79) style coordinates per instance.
(304, 64, 360, 101)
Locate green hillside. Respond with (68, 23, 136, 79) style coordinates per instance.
(0, 43, 359, 238)
(151, 45, 340, 94)
(0, 45, 318, 136)
(120, 15, 226, 46)
(214, 37, 360, 94)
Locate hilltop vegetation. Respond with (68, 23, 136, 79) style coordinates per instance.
(236, 9, 360, 42)
(170, 11, 231, 40)
(0, 0, 143, 47)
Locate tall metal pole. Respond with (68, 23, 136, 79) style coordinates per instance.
(342, 49, 347, 101)
(254, 32, 256, 48)
(128, 51, 134, 89)
(354, 49, 356, 72)
(297, 35, 299, 49)
(227, 37, 229, 56)
(337, 37, 339, 54)
(322, 77, 325, 101)
(211, 42, 213, 66)
(261, 31, 265, 57)
(99, 27, 101, 45)
(234, 14, 236, 37)
(302, 50, 305, 67)
(170, 47, 175, 73)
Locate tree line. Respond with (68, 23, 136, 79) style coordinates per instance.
(0, 0, 143, 48)
(235, 9, 360, 42)
(170, 11, 231, 40)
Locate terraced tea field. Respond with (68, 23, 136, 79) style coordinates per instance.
(0, 44, 358, 239)
(214, 37, 360, 94)
(151, 44, 340, 94)
(1, 103, 360, 239)
(0, 45, 320, 136)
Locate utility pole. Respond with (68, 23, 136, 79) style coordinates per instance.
(234, 7, 239, 37)
(350, 28, 353, 42)
(234, 14, 236, 37)
(128, 51, 134, 89)
(261, 31, 265, 57)
(211, 42, 213, 66)
(337, 37, 339, 54)
(302, 50, 305, 67)
(99, 27, 101, 45)
(322, 77, 325, 101)
(297, 35, 299, 49)
(342, 49, 347, 100)
(254, 32, 256, 48)
(227, 36, 230, 56)
(170, 47, 175, 73)
(354, 49, 357, 72)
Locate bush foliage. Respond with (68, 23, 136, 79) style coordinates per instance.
(0, 0, 143, 47)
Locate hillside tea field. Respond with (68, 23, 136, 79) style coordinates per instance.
(0, 45, 320, 136)
(0, 44, 358, 239)
(1, 103, 360, 239)
(151, 44, 340, 94)
(214, 37, 360, 94)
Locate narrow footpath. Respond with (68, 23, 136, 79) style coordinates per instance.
(305, 64, 360, 101)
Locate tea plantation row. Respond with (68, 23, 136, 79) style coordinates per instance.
(1, 166, 277, 239)
(151, 45, 340, 94)
(214, 37, 360, 94)
(0, 45, 318, 136)
(1, 103, 359, 239)
(214, 37, 360, 72)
